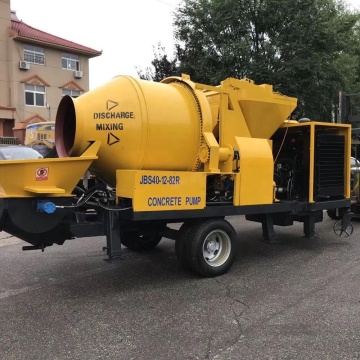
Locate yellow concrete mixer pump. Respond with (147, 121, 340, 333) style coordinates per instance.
(0, 74, 353, 277)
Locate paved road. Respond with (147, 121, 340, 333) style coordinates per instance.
(0, 215, 359, 360)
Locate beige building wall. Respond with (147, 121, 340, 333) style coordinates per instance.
(0, 0, 15, 137)
(0, 0, 10, 106)
(0, 0, 100, 142)
(10, 41, 90, 123)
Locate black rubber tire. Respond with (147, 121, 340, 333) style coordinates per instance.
(185, 219, 238, 278)
(175, 221, 201, 269)
(327, 209, 341, 220)
(121, 228, 163, 251)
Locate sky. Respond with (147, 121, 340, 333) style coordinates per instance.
(10, 0, 181, 90)
(9, 0, 360, 90)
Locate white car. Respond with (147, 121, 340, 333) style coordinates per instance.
(0, 146, 43, 160)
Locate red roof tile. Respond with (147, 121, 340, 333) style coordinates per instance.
(59, 81, 85, 92)
(13, 115, 48, 130)
(20, 74, 50, 86)
(11, 19, 102, 57)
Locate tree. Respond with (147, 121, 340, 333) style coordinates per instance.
(259, 0, 360, 119)
(137, 43, 179, 82)
(140, 0, 360, 120)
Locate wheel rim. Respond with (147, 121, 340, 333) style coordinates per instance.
(202, 229, 231, 267)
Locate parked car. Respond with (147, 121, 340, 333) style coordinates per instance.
(0, 146, 43, 160)
(30, 144, 53, 157)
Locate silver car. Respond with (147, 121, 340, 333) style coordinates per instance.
(0, 146, 43, 160)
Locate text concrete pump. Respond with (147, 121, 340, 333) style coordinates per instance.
(0, 74, 353, 277)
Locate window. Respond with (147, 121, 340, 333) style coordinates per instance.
(62, 89, 81, 98)
(25, 84, 45, 106)
(62, 53, 80, 70)
(24, 44, 45, 65)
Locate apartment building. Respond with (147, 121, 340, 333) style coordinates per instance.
(0, 0, 101, 143)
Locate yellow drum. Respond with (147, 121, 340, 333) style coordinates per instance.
(55, 76, 211, 186)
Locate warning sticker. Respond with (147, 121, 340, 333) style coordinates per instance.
(36, 167, 49, 181)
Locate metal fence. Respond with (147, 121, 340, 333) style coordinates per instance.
(0, 137, 19, 145)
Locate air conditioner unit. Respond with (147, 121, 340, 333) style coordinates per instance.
(19, 61, 30, 70)
(74, 70, 83, 79)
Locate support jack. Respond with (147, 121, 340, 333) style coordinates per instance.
(22, 243, 45, 252)
(103, 211, 124, 262)
(333, 212, 354, 238)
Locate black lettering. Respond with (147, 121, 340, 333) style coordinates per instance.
(93, 111, 134, 119)
(96, 123, 124, 131)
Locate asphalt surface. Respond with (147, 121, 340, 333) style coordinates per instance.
(0, 215, 360, 360)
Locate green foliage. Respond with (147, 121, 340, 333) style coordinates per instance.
(137, 43, 180, 82)
(140, 0, 360, 120)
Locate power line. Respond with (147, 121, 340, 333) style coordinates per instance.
(154, 0, 178, 8)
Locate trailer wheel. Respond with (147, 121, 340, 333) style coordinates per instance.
(175, 221, 201, 269)
(121, 228, 163, 251)
(186, 219, 238, 277)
